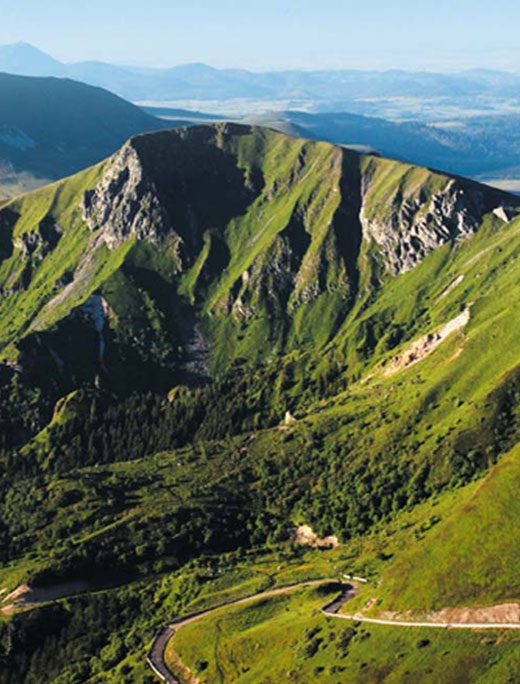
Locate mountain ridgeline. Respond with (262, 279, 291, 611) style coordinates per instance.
(0, 72, 173, 200)
(0, 123, 514, 399)
(2, 123, 520, 681)
(4, 42, 520, 104)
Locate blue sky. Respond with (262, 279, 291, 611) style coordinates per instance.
(1, 0, 519, 70)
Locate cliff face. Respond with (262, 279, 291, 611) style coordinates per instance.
(358, 157, 513, 276)
(79, 124, 514, 287)
(81, 142, 177, 252)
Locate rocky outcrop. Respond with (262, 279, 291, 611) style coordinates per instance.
(382, 308, 471, 376)
(11, 216, 60, 261)
(81, 294, 111, 366)
(81, 142, 180, 253)
(493, 205, 517, 223)
(293, 524, 339, 549)
(360, 176, 512, 275)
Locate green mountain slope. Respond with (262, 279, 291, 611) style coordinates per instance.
(162, 444, 520, 683)
(171, 583, 520, 684)
(0, 123, 514, 389)
(378, 442, 520, 611)
(1, 123, 520, 682)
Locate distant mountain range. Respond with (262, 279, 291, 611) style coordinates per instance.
(2, 42, 520, 106)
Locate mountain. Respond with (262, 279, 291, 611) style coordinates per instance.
(0, 42, 62, 76)
(0, 123, 519, 681)
(0, 72, 173, 200)
(0, 123, 513, 392)
(251, 110, 520, 182)
(2, 42, 520, 105)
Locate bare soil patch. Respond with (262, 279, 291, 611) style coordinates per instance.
(293, 524, 339, 549)
(383, 308, 470, 376)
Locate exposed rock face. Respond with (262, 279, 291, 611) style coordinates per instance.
(293, 524, 339, 549)
(493, 205, 517, 223)
(360, 177, 506, 276)
(81, 142, 178, 251)
(11, 216, 61, 261)
(14, 229, 49, 259)
(80, 125, 262, 269)
(81, 294, 111, 366)
(382, 308, 471, 377)
(81, 127, 516, 292)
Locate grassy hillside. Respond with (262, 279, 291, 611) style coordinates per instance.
(0, 124, 519, 681)
(1, 207, 519, 601)
(377, 442, 520, 611)
(165, 446, 520, 682)
(172, 584, 520, 684)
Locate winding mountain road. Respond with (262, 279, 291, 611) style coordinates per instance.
(147, 579, 334, 682)
(321, 588, 520, 631)
(148, 578, 520, 682)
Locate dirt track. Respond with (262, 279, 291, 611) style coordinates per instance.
(323, 597, 520, 630)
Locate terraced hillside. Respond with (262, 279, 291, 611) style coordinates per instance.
(0, 123, 519, 682)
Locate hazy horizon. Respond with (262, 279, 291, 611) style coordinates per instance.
(1, 0, 520, 71)
(4, 41, 520, 75)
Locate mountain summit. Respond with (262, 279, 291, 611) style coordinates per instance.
(0, 123, 515, 393)
(1, 123, 520, 681)
(0, 41, 62, 76)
